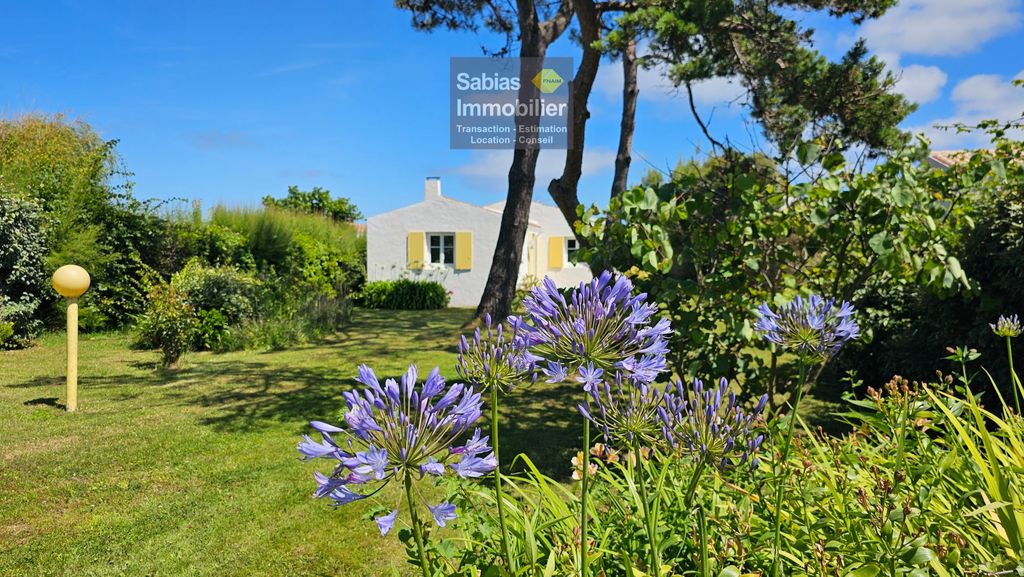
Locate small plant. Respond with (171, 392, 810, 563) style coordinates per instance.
(136, 283, 197, 368)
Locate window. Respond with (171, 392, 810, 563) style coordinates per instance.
(566, 238, 579, 262)
(428, 233, 455, 265)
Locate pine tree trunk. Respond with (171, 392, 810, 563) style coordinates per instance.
(547, 0, 600, 233)
(611, 37, 638, 198)
(474, 0, 571, 322)
(475, 148, 539, 320)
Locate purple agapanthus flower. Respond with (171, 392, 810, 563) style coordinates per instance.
(577, 362, 604, 393)
(511, 271, 671, 385)
(420, 458, 445, 477)
(755, 295, 860, 358)
(451, 452, 498, 478)
(579, 371, 671, 448)
(542, 361, 568, 383)
(428, 502, 458, 528)
(660, 377, 767, 470)
(457, 313, 540, 392)
(298, 364, 495, 533)
(375, 508, 399, 536)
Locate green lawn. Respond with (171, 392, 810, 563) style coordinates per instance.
(0, 308, 582, 577)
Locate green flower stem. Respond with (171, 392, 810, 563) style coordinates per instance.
(490, 385, 513, 573)
(697, 507, 710, 577)
(771, 356, 808, 577)
(682, 456, 707, 510)
(405, 471, 432, 577)
(1008, 337, 1021, 415)
(682, 456, 708, 577)
(581, 418, 591, 577)
(633, 440, 660, 577)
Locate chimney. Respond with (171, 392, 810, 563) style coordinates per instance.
(424, 176, 442, 201)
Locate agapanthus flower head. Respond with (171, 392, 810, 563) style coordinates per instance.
(991, 314, 1022, 338)
(512, 271, 671, 385)
(660, 377, 767, 471)
(298, 364, 495, 534)
(578, 371, 670, 448)
(456, 313, 539, 392)
(755, 295, 860, 358)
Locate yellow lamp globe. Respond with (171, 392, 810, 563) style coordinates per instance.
(52, 265, 91, 298)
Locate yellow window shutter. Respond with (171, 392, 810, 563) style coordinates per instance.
(407, 231, 425, 270)
(548, 236, 564, 270)
(455, 231, 473, 270)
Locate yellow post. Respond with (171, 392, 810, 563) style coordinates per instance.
(66, 297, 79, 412)
(51, 265, 90, 413)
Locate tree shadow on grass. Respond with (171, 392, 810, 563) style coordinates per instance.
(497, 381, 583, 481)
(24, 397, 65, 410)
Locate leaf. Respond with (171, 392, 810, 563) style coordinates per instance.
(868, 232, 894, 256)
(891, 184, 914, 207)
(797, 141, 820, 165)
(718, 566, 741, 577)
(900, 546, 935, 565)
(847, 564, 881, 577)
(542, 550, 557, 577)
(946, 256, 964, 280)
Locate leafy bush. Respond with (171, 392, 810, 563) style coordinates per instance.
(577, 142, 984, 399)
(0, 195, 48, 348)
(171, 259, 259, 324)
(848, 121, 1024, 389)
(361, 279, 449, 310)
(1, 114, 172, 333)
(136, 283, 197, 368)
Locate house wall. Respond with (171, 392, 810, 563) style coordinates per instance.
(367, 196, 505, 307)
(367, 182, 592, 308)
(526, 202, 594, 288)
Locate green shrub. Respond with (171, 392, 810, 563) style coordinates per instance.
(361, 279, 449, 310)
(848, 127, 1024, 389)
(0, 320, 14, 348)
(171, 259, 259, 324)
(0, 195, 47, 348)
(136, 283, 197, 368)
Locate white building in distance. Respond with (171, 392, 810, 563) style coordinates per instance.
(366, 177, 592, 307)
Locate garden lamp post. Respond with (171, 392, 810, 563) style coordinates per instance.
(51, 265, 90, 412)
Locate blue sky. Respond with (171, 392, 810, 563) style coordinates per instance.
(2, 1, 1022, 218)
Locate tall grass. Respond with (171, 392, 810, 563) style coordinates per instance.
(209, 204, 363, 273)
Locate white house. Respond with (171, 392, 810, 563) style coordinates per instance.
(366, 177, 592, 307)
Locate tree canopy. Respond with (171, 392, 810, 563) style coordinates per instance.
(262, 185, 363, 223)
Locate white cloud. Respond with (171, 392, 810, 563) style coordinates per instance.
(451, 148, 617, 193)
(909, 70, 1024, 147)
(893, 63, 948, 104)
(861, 0, 1022, 57)
(594, 58, 745, 108)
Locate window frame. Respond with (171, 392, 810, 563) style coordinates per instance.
(427, 232, 456, 266)
(565, 237, 579, 263)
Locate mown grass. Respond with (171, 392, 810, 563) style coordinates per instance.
(0, 308, 584, 576)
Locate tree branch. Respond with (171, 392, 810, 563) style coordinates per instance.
(685, 80, 725, 152)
